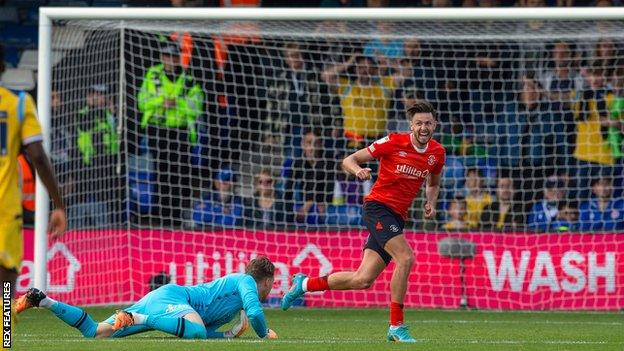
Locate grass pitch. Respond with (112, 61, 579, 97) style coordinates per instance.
(13, 307, 624, 351)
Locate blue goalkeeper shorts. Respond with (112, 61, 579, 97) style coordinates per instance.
(102, 284, 197, 337)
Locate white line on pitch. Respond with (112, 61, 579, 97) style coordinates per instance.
(289, 317, 624, 326)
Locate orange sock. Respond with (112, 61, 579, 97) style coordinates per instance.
(389, 301, 404, 326)
(306, 276, 329, 292)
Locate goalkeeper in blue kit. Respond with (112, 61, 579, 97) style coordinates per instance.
(16, 256, 278, 339)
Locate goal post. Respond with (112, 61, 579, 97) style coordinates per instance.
(34, 7, 624, 308)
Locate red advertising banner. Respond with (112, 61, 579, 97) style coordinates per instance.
(19, 229, 624, 310)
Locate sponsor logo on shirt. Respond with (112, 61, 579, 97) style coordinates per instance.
(165, 304, 188, 313)
(389, 224, 400, 233)
(396, 164, 430, 179)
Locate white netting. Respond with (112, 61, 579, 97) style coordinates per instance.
(38, 17, 623, 309)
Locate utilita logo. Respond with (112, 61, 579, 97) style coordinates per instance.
(395, 164, 429, 178)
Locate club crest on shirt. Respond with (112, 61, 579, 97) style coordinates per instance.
(428, 155, 436, 166)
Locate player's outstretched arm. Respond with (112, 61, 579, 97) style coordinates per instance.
(24, 141, 67, 238)
(238, 276, 275, 339)
(342, 148, 375, 181)
(424, 172, 442, 219)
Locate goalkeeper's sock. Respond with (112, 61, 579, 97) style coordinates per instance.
(389, 301, 404, 327)
(146, 316, 207, 339)
(303, 276, 329, 292)
(48, 301, 98, 338)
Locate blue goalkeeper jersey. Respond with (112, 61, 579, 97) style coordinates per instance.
(185, 273, 269, 337)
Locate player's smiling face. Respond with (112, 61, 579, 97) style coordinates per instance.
(410, 112, 436, 147)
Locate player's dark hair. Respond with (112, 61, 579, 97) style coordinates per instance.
(246, 256, 275, 282)
(406, 100, 437, 121)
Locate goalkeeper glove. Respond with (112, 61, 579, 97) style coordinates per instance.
(265, 329, 278, 339)
(223, 310, 249, 338)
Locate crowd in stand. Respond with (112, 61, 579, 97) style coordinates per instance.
(27, 0, 624, 232)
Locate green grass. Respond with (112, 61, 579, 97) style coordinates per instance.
(13, 307, 624, 351)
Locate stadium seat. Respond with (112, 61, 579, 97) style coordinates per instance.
(3, 47, 20, 68)
(0, 68, 35, 91)
(52, 26, 87, 50)
(326, 205, 363, 226)
(128, 170, 156, 182)
(0, 7, 19, 23)
(18, 49, 66, 70)
(129, 181, 154, 215)
(0, 24, 37, 48)
(18, 8, 39, 25)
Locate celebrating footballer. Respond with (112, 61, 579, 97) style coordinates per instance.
(281, 100, 445, 343)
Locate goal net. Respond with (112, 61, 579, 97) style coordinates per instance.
(30, 12, 624, 309)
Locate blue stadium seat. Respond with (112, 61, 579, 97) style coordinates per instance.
(19, 9, 39, 25)
(129, 181, 154, 215)
(0, 24, 37, 48)
(326, 205, 363, 226)
(3, 47, 20, 68)
(129, 170, 156, 182)
(293, 203, 326, 226)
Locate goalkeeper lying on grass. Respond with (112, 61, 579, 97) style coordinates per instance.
(16, 256, 278, 340)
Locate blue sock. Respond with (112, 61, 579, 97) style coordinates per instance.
(49, 301, 97, 338)
(146, 316, 207, 339)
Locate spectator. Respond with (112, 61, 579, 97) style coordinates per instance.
(49, 89, 73, 166)
(363, 22, 405, 62)
(550, 201, 579, 232)
(527, 176, 566, 232)
(443, 196, 469, 231)
(243, 168, 288, 229)
(266, 42, 339, 158)
(495, 73, 560, 170)
(68, 84, 120, 228)
(591, 38, 619, 78)
(321, 54, 406, 149)
(192, 167, 243, 228)
(572, 62, 616, 200)
(285, 129, 336, 225)
(402, 39, 437, 99)
(541, 41, 583, 107)
(495, 72, 566, 201)
(388, 88, 418, 133)
(578, 177, 624, 231)
(463, 168, 493, 229)
(480, 174, 525, 231)
(138, 39, 204, 227)
(608, 67, 624, 165)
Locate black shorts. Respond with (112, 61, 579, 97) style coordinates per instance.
(362, 201, 405, 265)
